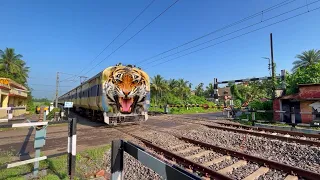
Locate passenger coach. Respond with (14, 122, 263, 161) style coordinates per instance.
(58, 64, 150, 125)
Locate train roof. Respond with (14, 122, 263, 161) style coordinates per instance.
(58, 64, 147, 98)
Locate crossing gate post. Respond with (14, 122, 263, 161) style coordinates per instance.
(291, 107, 296, 128)
(111, 140, 124, 180)
(68, 118, 77, 179)
(213, 78, 218, 103)
(33, 108, 47, 177)
(7, 108, 13, 120)
(251, 109, 256, 126)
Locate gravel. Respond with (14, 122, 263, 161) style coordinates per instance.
(102, 119, 320, 179)
(257, 169, 286, 180)
(227, 162, 259, 180)
(209, 157, 239, 171)
(103, 150, 163, 180)
(168, 124, 320, 173)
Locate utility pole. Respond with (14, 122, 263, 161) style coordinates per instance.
(55, 72, 59, 108)
(270, 33, 276, 99)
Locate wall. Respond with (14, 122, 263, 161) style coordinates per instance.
(299, 85, 320, 99)
(273, 99, 281, 121)
(300, 101, 315, 123)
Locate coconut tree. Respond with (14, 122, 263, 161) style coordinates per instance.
(205, 83, 215, 97)
(150, 75, 168, 105)
(0, 48, 29, 84)
(176, 79, 190, 100)
(195, 83, 204, 96)
(292, 49, 320, 72)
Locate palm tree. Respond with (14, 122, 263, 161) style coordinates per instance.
(205, 83, 215, 97)
(150, 75, 168, 105)
(292, 49, 320, 72)
(0, 48, 29, 84)
(195, 83, 204, 96)
(176, 79, 190, 100)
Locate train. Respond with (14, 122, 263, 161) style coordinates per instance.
(57, 64, 150, 125)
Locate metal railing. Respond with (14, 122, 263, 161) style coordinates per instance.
(225, 107, 320, 127)
(0, 109, 77, 179)
(111, 140, 202, 180)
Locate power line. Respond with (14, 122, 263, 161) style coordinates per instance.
(145, 4, 320, 69)
(29, 83, 72, 87)
(75, 0, 157, 76)
(142, 0, 318, 67)
(135, 0, 297, 65)
(83, 0, 181, 76)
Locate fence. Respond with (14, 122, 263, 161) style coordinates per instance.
(0, 108, 77, 179)
(111, 140, 202, 180)
(225, 107, 320, 127)
(0, 106, 26, 122)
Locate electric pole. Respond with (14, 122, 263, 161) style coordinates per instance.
(270, 33, 276, 99)
(55, 72, 59, 107)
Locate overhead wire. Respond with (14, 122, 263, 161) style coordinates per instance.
(75, 0, 157, 76)
(29, 83, 72, 87)
(134, 0, 297, 65)
(82, 0, 181, 76)
(141, 0, 319, 67)
(144, 3, 320, 69)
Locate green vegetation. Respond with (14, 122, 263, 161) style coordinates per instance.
(47, 108, 60, 120)
(291, 49, 320, 72)
(0, 145, 111, 180)
(0, 48, 29, 85)
(150, 75, 220, 113)
(286, 62, 320, 95)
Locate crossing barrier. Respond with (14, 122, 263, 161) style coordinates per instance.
(0, 106, 26, 123)
(0, 107, 77, 179)
(225, 107, 320, 127)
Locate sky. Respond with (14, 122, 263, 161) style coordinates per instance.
(1, 0, 320, 99)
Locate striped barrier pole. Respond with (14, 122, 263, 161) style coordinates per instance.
(68, 118, 77, 179)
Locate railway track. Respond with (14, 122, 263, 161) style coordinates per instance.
(165, 116, 320, 147)
(116, 125, 320, 180)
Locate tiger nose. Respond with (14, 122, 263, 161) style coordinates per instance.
(123, 90, 130, 96)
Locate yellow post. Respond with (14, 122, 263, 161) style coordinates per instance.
(2, 95, 8, 108)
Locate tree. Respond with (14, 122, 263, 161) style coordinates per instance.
(195, 83, 204, 96)
(176, 79, 191, 100)
(286, 62, 320, 94)
(150, 75, 168, 105)
(205, 83, 215, 97)
(291, 49, 320, 72)
(0, 48, 29, 85)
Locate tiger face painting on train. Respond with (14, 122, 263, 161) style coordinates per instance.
(102, 64, 150, 115)
(58, 64, 150, 125)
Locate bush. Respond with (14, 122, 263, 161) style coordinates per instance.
(47, 108, 60, 120)
(239, 100, 273, 121)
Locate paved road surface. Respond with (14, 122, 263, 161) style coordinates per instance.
(0, 112, 226, 160)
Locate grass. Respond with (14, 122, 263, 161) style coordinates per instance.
(0, 145, 111, 180)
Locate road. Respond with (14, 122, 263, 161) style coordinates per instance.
(0, 112, 223, 160)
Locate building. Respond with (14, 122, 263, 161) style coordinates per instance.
(0, 78, 28, 118)
(273, 83, 320, 124)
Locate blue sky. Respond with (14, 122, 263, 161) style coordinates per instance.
(1, 0, 320, 99)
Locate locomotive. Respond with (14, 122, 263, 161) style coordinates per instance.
(58, 64, 150, 125)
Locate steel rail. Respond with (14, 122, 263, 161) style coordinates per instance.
(203, 123, 320, 147)
(179, 136, 320, 180)
(214, 122, 320, 139)
(116, 129, 232, 180)
(168, 116, 320, 146)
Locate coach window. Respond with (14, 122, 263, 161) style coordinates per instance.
(97, 85, 99, 96)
